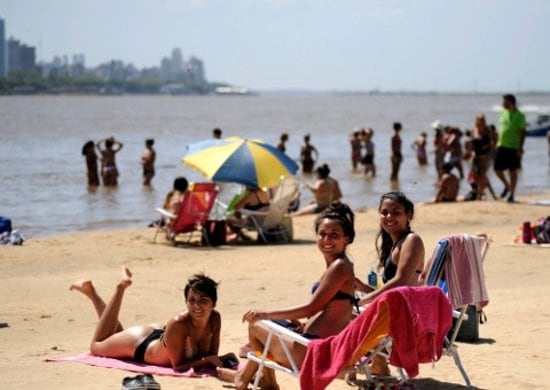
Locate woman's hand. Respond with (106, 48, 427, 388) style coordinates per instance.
(201, 355, 223, 368)
(354, 277, 374, 293)
(242, 309, 268, 323)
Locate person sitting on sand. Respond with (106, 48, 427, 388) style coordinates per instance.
(354, 191, 425, 375)
(217, 202, 357, 389)
(433, 162, 460, 203)
(70, 267, 237, 371)
(291, 164, 342, 216)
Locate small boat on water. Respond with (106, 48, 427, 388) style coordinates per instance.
(526, 114, 550, 137)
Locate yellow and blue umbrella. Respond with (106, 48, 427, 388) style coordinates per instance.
(182, 137, 298, 188)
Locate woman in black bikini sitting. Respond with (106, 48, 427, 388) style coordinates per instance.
(355, 191, 425, 375)
(217, 202, 357, 390)
(70, 267, 236, 372)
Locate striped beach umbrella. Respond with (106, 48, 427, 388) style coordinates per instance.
(182, 137, 299, 188)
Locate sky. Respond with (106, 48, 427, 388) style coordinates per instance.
(2, 0, 550, 92)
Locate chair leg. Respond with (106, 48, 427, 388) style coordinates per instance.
(451, 348, 472, 387)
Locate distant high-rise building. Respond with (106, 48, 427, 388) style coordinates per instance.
(0, 18, 6, 77)
(7, 37, 20, 73)
(19, 44, 35, 70)
(188, 56, 205, 84)
(6, 36, 36, 73)
(171, 48, 183, 74)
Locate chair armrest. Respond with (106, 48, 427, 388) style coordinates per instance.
(240, 209, 269, 218)
(258, 320, 311, 346)
(155, 208, 176, 219)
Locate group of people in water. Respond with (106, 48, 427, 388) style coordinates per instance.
(71, 191, 428, 389)
(348, 95, 525, 204)
(82, 137, 156, 188)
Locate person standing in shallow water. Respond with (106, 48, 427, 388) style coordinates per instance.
(300, 134, 319, 174)
(390, 122, 403, 181)
(81, 140, 99, 187)
(493, 94, 526, 203)
(140, 139, 156, 186)
(96, 136, 123, 186)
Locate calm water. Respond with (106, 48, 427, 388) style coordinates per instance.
(1, 94, 549, 238)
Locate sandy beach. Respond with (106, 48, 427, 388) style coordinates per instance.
(2, 195, 550, 389)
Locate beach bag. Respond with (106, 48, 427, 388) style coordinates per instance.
(0, 217, 12, 234)
(453, 304, 487, 342)
(201, 220, 226, 246)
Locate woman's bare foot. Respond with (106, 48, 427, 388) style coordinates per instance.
(216, 367, 247, 389)
(119, 266, 133, 289)
(69, 279, 96, 298)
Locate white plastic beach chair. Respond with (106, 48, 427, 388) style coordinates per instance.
(241, 176, 299, 243)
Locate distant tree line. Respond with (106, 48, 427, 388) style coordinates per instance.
(0, 69, 228, 95)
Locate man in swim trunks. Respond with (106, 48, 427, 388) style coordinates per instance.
(493, 94, 526, 203)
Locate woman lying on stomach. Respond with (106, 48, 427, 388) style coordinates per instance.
(70, 267, 236, 372)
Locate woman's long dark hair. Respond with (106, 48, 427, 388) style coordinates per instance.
(376, 191, 414, 268)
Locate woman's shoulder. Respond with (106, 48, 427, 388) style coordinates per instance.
(402, 232, 425, 250)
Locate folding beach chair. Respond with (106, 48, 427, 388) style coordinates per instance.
(247, 286, 452, 390)
(419, 233, 490, 387)
(241, 176, 299, 243)
(153, 182, 219, 245)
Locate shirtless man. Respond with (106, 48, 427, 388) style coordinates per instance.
(70, 267, 236, 372)
(291, 164, 342, 216)
(140, 139, 156, 186)
(96, 136, 123, 186)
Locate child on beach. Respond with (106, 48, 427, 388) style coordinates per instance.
(70, 267, 237, 372)
(217, 202, 357, 389)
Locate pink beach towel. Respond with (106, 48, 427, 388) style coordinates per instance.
(45, 353, 214, 378)
(446, 234, 489, 309)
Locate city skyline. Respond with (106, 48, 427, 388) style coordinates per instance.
(2, 0, 550, 92)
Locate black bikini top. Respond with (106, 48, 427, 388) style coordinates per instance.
(311, 281, 359, 312)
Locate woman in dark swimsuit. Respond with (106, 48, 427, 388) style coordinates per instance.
(355, 191, 425, 375)
(217, 202, 357, 390)
(70, 267, 236, 372)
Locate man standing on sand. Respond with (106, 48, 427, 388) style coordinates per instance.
(493, 94, 526, 203)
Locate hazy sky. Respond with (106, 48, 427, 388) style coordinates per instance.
(2, 0, 549, 92)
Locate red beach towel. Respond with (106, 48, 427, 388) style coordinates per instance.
(300, 286, 452, 390)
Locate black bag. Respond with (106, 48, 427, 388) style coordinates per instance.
(201, 220, 226, 246)
(453, 304, 487, 342)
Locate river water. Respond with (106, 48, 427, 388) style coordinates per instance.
(1, 94, 548, 238)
